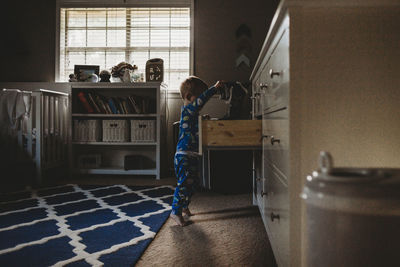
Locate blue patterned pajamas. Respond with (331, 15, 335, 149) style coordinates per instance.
(171, 154, 200, 215)
(171, 85, 218, 215)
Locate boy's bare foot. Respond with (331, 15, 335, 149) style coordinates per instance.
(170, 214, 187, 227)
(182, 208, 193, 217)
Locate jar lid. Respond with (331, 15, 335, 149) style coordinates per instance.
(304, 151, 400, 198)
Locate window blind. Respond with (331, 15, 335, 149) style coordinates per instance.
(59, 7, 190, 90)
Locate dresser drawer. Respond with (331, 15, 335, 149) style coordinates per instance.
(263, 163, 289, 267)
(260, 28, 289, 117)
(252, 76, 262, 118)
(260, 30, 289, 118)
(200, 119, 262, 148)
(255, 175, 267, 219)
(262, 118, 289, 178)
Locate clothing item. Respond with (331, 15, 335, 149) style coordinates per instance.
(0, 89, 28, 130)
(171, 153, 200, 215)
(175, 86, 217, 154)
(172, 85, 218, 215)
(175, 150, 200, 157)
(0, 89, 30, 137)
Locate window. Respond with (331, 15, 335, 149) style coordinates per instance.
(58, 7, 191, 90)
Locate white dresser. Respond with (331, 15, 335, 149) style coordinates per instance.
(250, 1, 400, 266)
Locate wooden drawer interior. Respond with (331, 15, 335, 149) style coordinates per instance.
(200, 119, 262, 148)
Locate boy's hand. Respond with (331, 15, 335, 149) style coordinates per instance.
(202, 114, 211, 120)
(214, 81, 227, 97)
(214, 80, 225, 89)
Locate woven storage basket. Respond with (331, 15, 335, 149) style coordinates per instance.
(73, 119, 101, 142)
(130, 120, 155, 142)
(102, 120, 129, 142)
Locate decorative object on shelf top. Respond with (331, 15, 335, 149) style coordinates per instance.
(99, 70, 111, 82)
(146, 58, 164, 82)
(111, 62, 138, 83)
(69, 73, 78, 82)
(74, 65, 100, 82)
(235, 24, 252, 69)
(76, 91, 155, 115)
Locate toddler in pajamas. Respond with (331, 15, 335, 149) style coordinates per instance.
(171, 76, 224, 226)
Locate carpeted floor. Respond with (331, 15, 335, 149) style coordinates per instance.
(136, 191, 277, 267)
(5, 175, 277, 266)
(0, 184, 174, 266)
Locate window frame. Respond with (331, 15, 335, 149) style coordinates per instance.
(55, 0, 194, 90)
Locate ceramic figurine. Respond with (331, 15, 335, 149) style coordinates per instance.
(111, 62, 138, 83)
(68, 73, 78, 82)
(99, 70, 111, 82)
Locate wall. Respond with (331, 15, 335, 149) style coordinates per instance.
(194, 0, 278, 85)
(0, 0, 56, 82)
(0, 0, 278, 175)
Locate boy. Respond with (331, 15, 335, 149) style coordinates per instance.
(171, 76, 224, 226)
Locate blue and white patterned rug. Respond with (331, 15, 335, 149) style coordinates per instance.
(0, 184, 174, 266)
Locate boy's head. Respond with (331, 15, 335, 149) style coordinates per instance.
(180, 76, 208, 101)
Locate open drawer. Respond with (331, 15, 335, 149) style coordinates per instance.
(199, 117, 262, 153)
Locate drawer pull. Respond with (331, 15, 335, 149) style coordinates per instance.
(261, 190, 267, 197)
(270, 212, 280, 221)
(259, 83, 268, 90)
(269, 69, 280, 78)
(260, 134, 269, 142)
(270, 136, 280, 145)
(252, 93, 261, 99)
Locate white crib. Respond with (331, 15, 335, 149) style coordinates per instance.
(30, 89, 70, 183)
(2, 88, 70, 184)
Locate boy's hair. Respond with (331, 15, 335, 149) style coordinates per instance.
(180, 76, 208, 100)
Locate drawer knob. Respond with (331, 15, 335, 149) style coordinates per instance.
(270, 212, 280, 221)
(269, 69, 280, 78)
(259, 83, 268, 90)
(270, 136, 280, 145)
(261, 190, 267, 197)
(260, 134, 269, 142)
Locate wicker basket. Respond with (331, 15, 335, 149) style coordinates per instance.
(102, 120, 129, 142)
(130, 120, 156, 142)
(73, 119, 101, 142)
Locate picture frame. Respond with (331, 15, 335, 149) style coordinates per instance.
(74, 65, 100, 82)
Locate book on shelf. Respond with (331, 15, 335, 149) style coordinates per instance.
(77, 92, 94, 113)
(128, 96, 141, 114)
(87, 93, 101, 113)
(76, 91, 155, 115)
(100, 94, 113, 114)
(107, 97, 119, 114)
(116, 97, 127, 114)
(94, 94, 110, 114)
(141, 97, 148, 114)
(122, 99, 132, 114)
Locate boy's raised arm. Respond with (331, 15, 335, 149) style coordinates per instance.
(188, 81, 224, 112)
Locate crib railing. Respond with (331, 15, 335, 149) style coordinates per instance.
(30, 89, 69, 182)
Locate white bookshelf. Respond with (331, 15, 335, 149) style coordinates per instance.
(70, 82, 165, 179)
(71, 141, 157, 145)
(72, 113, 157, 118)
(76, 168, 158, 176)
